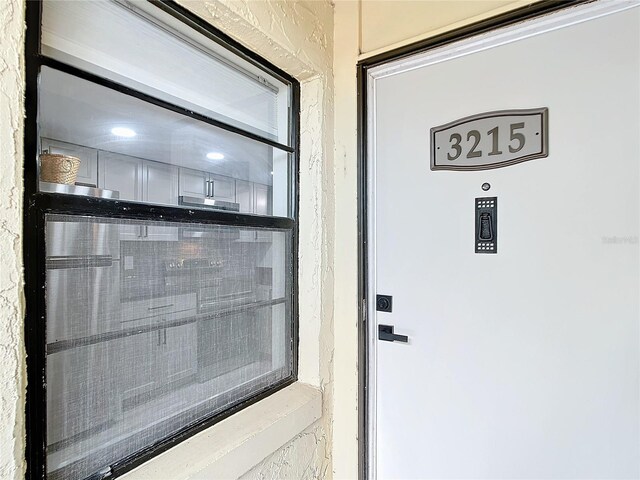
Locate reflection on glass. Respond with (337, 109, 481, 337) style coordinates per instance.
(41, 0, 291, 144)
(38, 67, 290, 217)
(45, 214, 292, 479)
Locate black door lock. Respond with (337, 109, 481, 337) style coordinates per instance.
(378, 324, 408, 343)
(376, 294, 392, 312)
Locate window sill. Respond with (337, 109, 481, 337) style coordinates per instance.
(121, 382, 322, 480)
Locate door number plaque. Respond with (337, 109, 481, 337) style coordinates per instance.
(431, 108, 548, 171)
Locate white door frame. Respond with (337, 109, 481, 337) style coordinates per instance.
(357, 1, 640, 478)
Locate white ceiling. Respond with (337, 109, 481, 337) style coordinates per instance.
(39, 67, 279, 185)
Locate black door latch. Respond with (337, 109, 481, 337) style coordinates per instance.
(378, 324, 408, 343)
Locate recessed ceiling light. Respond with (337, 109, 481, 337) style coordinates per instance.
(206, 152, 225, 160)
(111, 127, 136, 137)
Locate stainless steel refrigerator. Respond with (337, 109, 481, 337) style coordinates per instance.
(45, 212, 121, 450)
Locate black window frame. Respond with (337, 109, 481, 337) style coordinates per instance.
(23, 1, 300, 478)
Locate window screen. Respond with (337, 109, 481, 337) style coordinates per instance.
(45, 215, 293, 479)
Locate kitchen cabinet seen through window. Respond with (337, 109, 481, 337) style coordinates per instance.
(39, 66, 289, 216)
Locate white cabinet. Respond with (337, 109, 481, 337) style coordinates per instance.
(236, 180, 255, 241)
(236, 181, 273, 242)
(41, 137, 98, 187)
(235, 179, 254, 214)
(98, 151, 143, 202)
(143, 161, 179, 241)
(179, 168, 236, 202)
(38, 140, 267, 223)
(144, 161, 178, 207)
(253, 183, 272, 242)
(118, 331, 162, 406)
(211, 174, 236, 202)
(99, 152, 179, 240)
(98, 151, 143, 240)
(118, 293, 197, 405)
(47, 344, 119, 444)
(235, 180, 272, 216)
(99, 152, 178, 207)
(120, 324, 196, 403)
(163, 324, 197, 383)
(254, 183, 271, 215)
(98, 151, 144, 241)
(179, 168, 207, 198)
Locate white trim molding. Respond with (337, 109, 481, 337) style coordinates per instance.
(122, 383, 322, 480)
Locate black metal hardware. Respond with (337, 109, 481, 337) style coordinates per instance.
(46, 255, 113, 270)
(376, 294, 392, 312)
(479, 213, 493, 240)
(147, 304, 174, 311)
(475, 197, 497, 253)
(137, 224, 150, 238)
(378, 324, 408, 343)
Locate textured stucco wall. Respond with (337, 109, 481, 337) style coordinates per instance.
(0, 0, 26, 479)
(175, 1, 335, 477)
(240, 421, 329, 480)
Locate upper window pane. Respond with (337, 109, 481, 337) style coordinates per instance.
(41, 0, 291, 145)
(38, 67, 290, 217)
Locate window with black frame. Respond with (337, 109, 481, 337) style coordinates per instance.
(24, 1, 298, 479)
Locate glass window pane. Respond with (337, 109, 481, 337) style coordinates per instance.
(38, 67, 290, 217)
(45, 214, 293, 479)
(41, 0, 291, 144)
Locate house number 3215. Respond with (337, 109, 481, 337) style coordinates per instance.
(430, 108, 549, 171)
(447, 123, 526, 161)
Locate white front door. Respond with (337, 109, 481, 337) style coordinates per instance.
(368, 3, 639, 479)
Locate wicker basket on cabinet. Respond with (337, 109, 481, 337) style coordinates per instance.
(40, 152, 81, 185)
